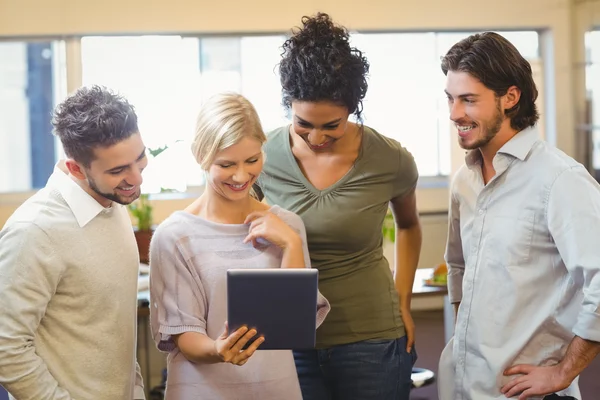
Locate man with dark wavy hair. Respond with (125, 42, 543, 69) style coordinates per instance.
(0, 85, 147, 399)
(438, 32, 600, 400)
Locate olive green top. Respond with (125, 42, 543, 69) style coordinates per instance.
(257, 125, 418, 348)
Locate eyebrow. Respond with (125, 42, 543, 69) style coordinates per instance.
(215, 152, 262, 164)
(445, 90, 480, 99)
(296, 116, 343, 126)
(105, 148, 147, 173)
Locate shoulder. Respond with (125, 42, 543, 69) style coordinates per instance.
(363, 126, 413, 159)
(2, 188, 71, 242)
(532, 141, 581, 172)
(270, 206, 305, 230)
(526, 141, 588, 190)
(1, 219, 51, 246)
(151, 212, 195, 249)
(264, 125, 290, 152)
(362, 125, 417, 179)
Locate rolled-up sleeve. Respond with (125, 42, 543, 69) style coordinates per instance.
(445, 187, 465, 304)
(149, 225, 208, 352)
(548, 166, 600, 342)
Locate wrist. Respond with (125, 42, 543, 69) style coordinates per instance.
(398, 295, 412, 310)
(556, 360, 577, 383)
(211, 340, 223, 363)
(282, 235, 302, 251)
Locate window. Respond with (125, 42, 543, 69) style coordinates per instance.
(0, 40, 67, 193)
(585, 30, 600, 176)
(351, 31, 540, 177)
(80, 35, 286, 193)
(2, 31, 540, 194)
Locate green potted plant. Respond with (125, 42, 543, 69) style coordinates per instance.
(382, 210, 396, 243)
(129, 193, 153, 263)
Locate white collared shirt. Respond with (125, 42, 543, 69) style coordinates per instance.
(47, 162, 111, 227)
(443, 127, 600, 399)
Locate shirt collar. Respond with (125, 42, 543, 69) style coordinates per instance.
(48, 161, 110, 228)
(464, 126, 540, 167)
(497, 126, 539, 161)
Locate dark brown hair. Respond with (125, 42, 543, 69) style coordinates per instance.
(441, 32, 539, 131)
(52, 85, 139, 167)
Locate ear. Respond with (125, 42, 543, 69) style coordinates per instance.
(64, 159, 87, 180)
(503, 86, 521, 110)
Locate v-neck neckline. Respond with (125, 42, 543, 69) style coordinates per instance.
(284, 124, 367, 197)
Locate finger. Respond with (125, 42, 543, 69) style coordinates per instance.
(504, 381, 529, 399)
(504, 364, 533, 376)
(243, 231, 260, 244)
(231, 329, 257, 353)
(406, 326, 415, 352)
(243, 222, 264, 244)
(219, 321, 230, 339)
(407, 335, 414, 353)
(505, 382, 529, 399)
(501, 377, 527, 397)
(234, 335, 265, 365)
(519, 388, 537, 400)
(248, 217, 264, 230)
(244, 211, 267, 224)
(244, 335, 265, 356)
(224, 326, 249, 349)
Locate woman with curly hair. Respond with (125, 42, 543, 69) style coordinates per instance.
(256, 12, 422, 400)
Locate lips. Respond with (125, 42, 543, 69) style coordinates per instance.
(116, 186, 137, 196)
(224, 181, 249, 192)
(308, 141, 333, 151)
(456, 124, 477, 138)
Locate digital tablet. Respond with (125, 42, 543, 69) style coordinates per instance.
(227, 268, 318, 350)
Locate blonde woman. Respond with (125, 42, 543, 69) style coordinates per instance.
(149, 92, 329, 399)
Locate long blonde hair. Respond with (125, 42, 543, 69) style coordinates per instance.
(191, 92, 266, 170)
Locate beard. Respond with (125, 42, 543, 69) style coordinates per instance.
(459, 99, 504, 150)
(87, 174, 140, 205)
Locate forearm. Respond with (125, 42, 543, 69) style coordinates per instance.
(394, 222, 422, 310)
(558, 336, 600, 381)
(175, 332, 221, 364)
(281, 238, 304, 269)
(0, 339, 72, 400)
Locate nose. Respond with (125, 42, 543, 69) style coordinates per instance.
(126, 166, 144, 186)
(449, 101, 465, 122)
(307, 129, 325, 145)
(233, 165, 250, 183)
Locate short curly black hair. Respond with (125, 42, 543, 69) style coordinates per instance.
(52, 85, 139, 167)
(279, 12, 370, 121)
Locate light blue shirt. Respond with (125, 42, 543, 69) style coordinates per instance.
(443, 127, 600, 399)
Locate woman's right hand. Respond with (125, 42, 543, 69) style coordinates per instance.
(214, 322, 264, 366)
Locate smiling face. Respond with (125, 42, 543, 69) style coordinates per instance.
(66, 132, 147, 207)
(206, 136, 263, 202)
(445, 70, 508, 151)
(290, 101, 351, 152)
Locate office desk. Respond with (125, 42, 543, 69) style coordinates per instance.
(412, 268, 454, 343)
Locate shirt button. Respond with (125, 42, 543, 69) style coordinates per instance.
(478, 209, 484, 215)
